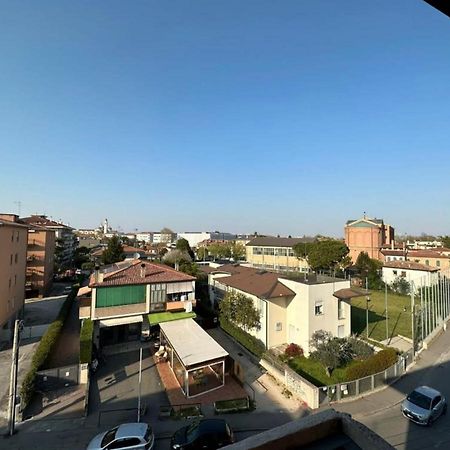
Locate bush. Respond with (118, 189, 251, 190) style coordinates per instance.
(347, 337, 374, 361)
(346, 347, 398, 380)
(20, 291, 75, 408)
(284, 343, 303, 358)
(80, 318, 94, 364)
(220, 318, 265, 357)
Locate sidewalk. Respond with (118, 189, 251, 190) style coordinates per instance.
(333, 327, 450, 418)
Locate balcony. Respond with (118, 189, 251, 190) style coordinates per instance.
(165, 299, 196, 312)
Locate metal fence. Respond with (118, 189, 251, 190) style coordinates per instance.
(36, 364, 79, 392)
(319, 349, 414, 406)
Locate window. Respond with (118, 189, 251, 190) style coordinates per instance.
(288, 249, 295, 257)
(401, 271, 406, 278)
(315, 301, 323, 316)
(15, 253, 18, 264)
(16, 231, 19, 242)
(14, 275, 16, 286)
(9, 278, 11, 288)
(393, 270, 397, 275)
(11, 232, 14, 242)
(432, 396, 441, 409)
(338, 325, 345, 338)
(425, 260, 429, 266)
(437, 260, 441, 267)
(10, 254, 12, 265)
(263, 247, 274, 256)
(338, 300, 345, 319)
(276, 248, 287, 256)
(252, 247, 263, 255)
(275, 322, 282, 331)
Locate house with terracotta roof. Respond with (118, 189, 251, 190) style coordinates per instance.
(208, 264, 357, 355)
(78, 259, 196, 347)
(382, 260, 439, 289)
(406, 249, 450, 271)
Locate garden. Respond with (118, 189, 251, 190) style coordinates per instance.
(279, 331, 398, 387)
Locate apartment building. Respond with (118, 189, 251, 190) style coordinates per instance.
(208, 264, 356, 355)
(177, 231, 236, 248)
(345, 216, 395, 263)
(26, 225, 56, 297)
(21, 215, 77, 270)
(245, 236, 310, 273)
(78, 259, 196, 347)
(0, 214, 28, 341)
(407, 249, 450, 271)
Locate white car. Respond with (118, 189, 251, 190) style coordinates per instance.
(87, 423, 154, 450)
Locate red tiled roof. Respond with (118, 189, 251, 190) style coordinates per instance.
(90, 260, 195, 287)
(333, 288, 368, 300)
(381, 250, 407, 256)
(407, 249, 450, 258)
(216, 267, 295, 299)
(383, 261, 439, 272)
(21, 215, 72, 229)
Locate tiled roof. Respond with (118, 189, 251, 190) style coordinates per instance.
(381, 250, 407, 256)
(246, 236, 313, 248)
(383, 261, 439, 272)
(21, 215, 72, 229)
(90, 260, 195, 287)
(333, 288, 369, 300)
(216, 266, 295, 299)
(407, 250, 450, 258)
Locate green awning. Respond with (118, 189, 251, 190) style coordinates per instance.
(148, 311, 196, 325)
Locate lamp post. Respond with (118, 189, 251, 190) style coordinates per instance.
(365, 277, 370, 339)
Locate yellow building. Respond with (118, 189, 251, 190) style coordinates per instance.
(245, 236, 309, 272)
(407, 249, 450, 271)
(0, 214, 28, 341)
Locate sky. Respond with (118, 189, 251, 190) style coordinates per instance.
(1, 1, 449, 238)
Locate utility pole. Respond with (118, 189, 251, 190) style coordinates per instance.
(385, 283, 389, 343)
(411, 282, 415, 358)
(137, 347, 143, 422)
(366, 277, 370, 339)
(8, 320, 21, 436)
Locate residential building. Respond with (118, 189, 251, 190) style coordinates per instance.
(153, 231, 177, 244)
(21, 215, 77, 270)
(245, 236, 310, 273)
(382, 261, 439, 289)
(90, 245, 148, 264)
(136, 232, 153, 244)
(381, 249, 407, 262)
(177, 231, 236, 249)
(26, 224, 56, 297)
(208, 264, 356, 355)
(407, 239, 443, 249)
(0, 214, 28, 341)
(77, 259, 196, 348)
(345, 216, 395, 263)
(407, 249, 450, 271)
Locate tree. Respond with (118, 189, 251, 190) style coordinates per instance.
(176, 238, 195, 260)
(355, 252, 383, 289)
(102, 235, 125, 265)
(230, 242, 246, 261)
(163, 249, 192, 269)
(293, 240, 350, 272)
(441, 236, 450, 248)
(219, 291, 261, 332)
(74, 246, 90, 269)
(196, 246, 209, 260)
(391, 276, 411, 295)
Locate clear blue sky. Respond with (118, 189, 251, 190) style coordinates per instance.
(1, 1, 449, 237)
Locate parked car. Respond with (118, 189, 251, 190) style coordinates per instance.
(171, 419, 234, 450)
(87, 423, 154, 450)
(401, 385, 447, 426)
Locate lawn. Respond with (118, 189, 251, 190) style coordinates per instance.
(287, 356, 361, 387)
(351, 289, 412, 342)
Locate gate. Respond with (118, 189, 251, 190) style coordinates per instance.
(36, 364, 79, 392)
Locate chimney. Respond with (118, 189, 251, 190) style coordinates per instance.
(140, 263, 146, 278)
(94, 265, 100, 283)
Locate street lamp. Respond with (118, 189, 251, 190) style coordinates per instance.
(366, 295, 371, 339)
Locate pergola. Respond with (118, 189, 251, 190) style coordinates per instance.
(159, 319, 229, 398)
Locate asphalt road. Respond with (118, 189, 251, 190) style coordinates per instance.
(335, 327, 450, 449)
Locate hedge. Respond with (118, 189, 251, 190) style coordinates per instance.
(20, 290, 75, 407)
(346, 347, 398, 381)
(220, 318, 265, 357)
(80, 318, 94, 364)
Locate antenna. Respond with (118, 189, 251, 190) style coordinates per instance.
(13, 201, 22, 216)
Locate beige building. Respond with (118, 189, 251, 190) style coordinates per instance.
(209, 264, 357, 355)
(245, 236, 310, 273)
(26, 225, 56, 297)
(406, 249, 450, 271)
(345, 216, 395, 262)
(0, 214, 28, 341)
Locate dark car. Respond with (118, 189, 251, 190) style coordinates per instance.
(171, 419, 234, 450)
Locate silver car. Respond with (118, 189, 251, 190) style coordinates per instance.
(401, 386, 447, 426)
(87, 423, 154, 450)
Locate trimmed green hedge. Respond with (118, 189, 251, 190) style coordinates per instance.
(80, 318, 94, 364)
(20, 290, 75, 407)
(346, 347, 398, 381)
(220, 318, 265, 357)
